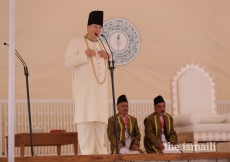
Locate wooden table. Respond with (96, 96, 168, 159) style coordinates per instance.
(6, 132, 78, 157)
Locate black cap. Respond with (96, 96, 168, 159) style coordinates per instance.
(154, 95, 165, 105)
(117, 95, 128, 106)
(87, 11, 103, 26)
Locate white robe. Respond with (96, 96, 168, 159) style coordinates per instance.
(65, 36, 109, 124)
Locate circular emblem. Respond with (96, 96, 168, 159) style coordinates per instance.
(102, 18, 140, 65)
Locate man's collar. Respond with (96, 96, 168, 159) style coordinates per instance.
(118, 112, 128, 118)
(84, 34, 98, 42)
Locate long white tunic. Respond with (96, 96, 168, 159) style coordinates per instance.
(65, 36, 109, 124)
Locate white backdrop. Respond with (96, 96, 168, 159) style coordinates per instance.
(0, 0, 230, 100)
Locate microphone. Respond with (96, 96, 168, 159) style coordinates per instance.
(4, 42, 9, 46)
(100, 34, 115, 68)
(100, 34, 114, 61)
(95, 33, 110, 61)
(4, 42, 33, 155)
(4, 42, 27, 67)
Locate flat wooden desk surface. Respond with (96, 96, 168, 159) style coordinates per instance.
(11, 132, 78, 146)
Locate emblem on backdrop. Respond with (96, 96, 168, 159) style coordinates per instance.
(102, 18, 140, 65)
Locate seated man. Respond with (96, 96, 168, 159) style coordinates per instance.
(144, 95, 181, 153)
(107, 95, 144, 154)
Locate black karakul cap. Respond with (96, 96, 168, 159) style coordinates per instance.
(87, 10, 103, 26)
(154, 95, 165, 105)
(117, 95, 128, 106)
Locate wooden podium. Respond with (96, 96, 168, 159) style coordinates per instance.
(6, 132, 78, 157)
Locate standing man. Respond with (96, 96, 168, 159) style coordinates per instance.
(107, 95, 144, 154)
(144, 95, 180, 153)
(65, 10, 110, 155)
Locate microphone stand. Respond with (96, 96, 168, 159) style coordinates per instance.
(96, 35, 119, 154)
(4, 43, 34, 156)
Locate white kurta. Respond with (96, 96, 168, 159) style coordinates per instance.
(119, 115, 140, 154)
(65, 36, 109, 124)
(159, 116, 181, 153)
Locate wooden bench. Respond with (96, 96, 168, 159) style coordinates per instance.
(6, 132, 78, 157)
